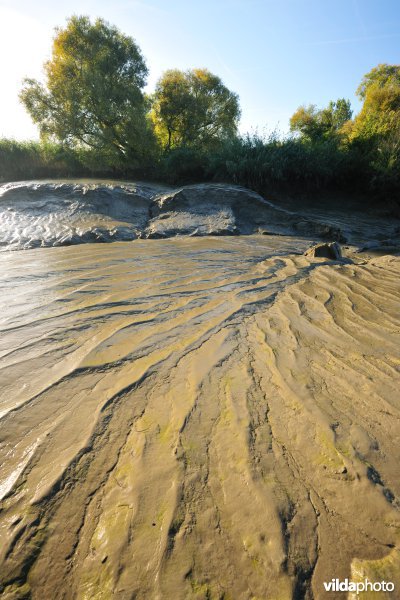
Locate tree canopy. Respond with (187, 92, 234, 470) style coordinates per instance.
(289, 64, 400, 191)
(20, 16, 153, 166)
(150, 69, 240, 150)
(15, 17, 400, 200)
(356, 64, 400, 100)
(289, 99, 352, 141)
(351, 65, 400, 140)
(350, 64, 400, 184)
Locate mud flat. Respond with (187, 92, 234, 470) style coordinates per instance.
(0, 182, 399, 599)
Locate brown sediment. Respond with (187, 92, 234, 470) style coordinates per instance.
(0, 236, 399, 599)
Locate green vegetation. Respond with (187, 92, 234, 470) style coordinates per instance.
(0, 138, 82, 180)
(289, 99, 352, 142)
(19, 16, 155, 169)
(0, 16, 399, 203)
(150, 68, 240, 150)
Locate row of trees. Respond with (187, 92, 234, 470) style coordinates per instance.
(288, 64, 400, 193)
(9, 15, 400, 198)
(290, 64, 400, 146)
(19, 16, 240, 169)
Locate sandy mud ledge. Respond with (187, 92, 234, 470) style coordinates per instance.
(0, 236, 399, 599)
(2, 180, 398, 252)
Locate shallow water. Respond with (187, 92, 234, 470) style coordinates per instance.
(0, 183, 399, 599)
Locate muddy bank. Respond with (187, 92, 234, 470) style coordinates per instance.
(0, 232, 399, 599)
(1, 180, 397, 251)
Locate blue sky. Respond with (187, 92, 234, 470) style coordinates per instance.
(0, 0, 399, 139)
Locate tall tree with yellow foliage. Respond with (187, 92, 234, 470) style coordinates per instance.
(20, 16, 153, 167)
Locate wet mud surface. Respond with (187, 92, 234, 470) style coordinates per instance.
(0, 181, 399, 599)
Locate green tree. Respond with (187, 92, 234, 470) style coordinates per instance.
(321, 99, 353, 131)
(349, 64, 400, 191)
(290, 99, 352, 141)
(352, 82, 400, 140)
(20, 15, 153, 167)
(289, 104, 323, 141)
(356, 64, 400, 100)
(350, 66, 399, 139)
(150, 68, 240, 150)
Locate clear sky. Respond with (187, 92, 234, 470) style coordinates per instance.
(0, 0, 399, 139)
